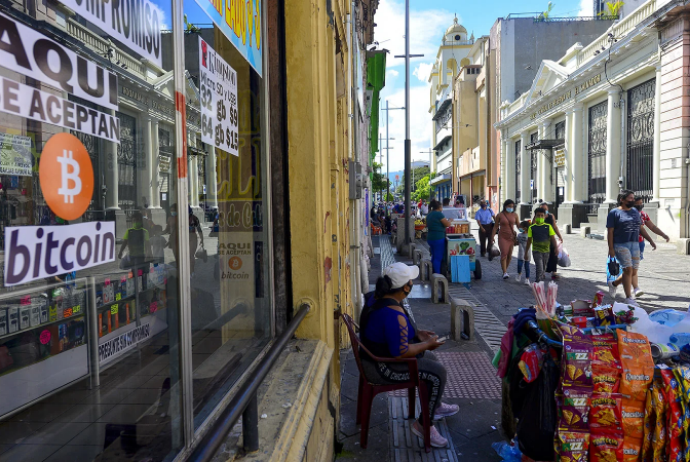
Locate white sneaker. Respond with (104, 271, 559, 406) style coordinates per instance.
(525, 278, 531, 286)
(515, 274, 522, 282)
(608, 281, 618, 299)
(503, 273, 509, 279)
(634, 288, 645, 297)
(625, 298, 639, 307)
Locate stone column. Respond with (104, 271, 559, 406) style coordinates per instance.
(503, 134, 515, 201)
(520, 131, 531, 218)
(151, 120, 160, 208)
(564, 109, 573, 202)
(599, 87, 623, 229)
(652, 65, 662, 203)
(141, 116, 153, 208)
(541, 119, 553, 203)
(571, 104, 585, 202)
(189, 156, 198, 208)
(205, 143, 218, 210)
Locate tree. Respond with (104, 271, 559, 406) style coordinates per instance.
(538, 2, 554, 20)
(413, 175, 431, 201)
(371, 162, 390, 198)
(397, 166, 430, 193)
(598, 0, 623, 17)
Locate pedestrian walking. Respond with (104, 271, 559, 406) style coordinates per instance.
(420, 199, 429, 217)
(633, 196, 669, 297)
(515, 220, 532, 284)
(475, 200, 495, 257)
(490, 200, 520, 279)
(538, 202, 563, 280)
(426, 200, 451, 274)
(607, 190, 655, 304)
(524, 207, 557, 282)
(359, 263, 459, 448)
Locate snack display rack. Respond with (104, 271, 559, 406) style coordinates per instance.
(497, 282, 690, 462)
(0, 263, 171, 418)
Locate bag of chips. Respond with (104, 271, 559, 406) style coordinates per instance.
(592, 365, 621, 394)
(641, 386, 655, 462)
(592, 333, 621, 370)
(622, 397, 645, 440)
(622, 437, 643, 462)
(593, 305, 615, 327)
(559, 386, 591, 432)
(561, 325, 593, 389)
(672, 365, 690, 456)
(590, 393, 622, 431)
(590, 430, 623, 462)
(556, 431, 590, 462)
(650, 378, 667, 462)
(659, 365, 684, 462)
(618, 329, 654, 402)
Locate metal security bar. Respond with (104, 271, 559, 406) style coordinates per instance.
(187, 303, 311, 461)
(515, 140, 521, 204)
(588, 101, 607, 209)
(626, 79, 655, 202)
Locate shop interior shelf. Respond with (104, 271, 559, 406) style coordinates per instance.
(0, 310, 87, 343)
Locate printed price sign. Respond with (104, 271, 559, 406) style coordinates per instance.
(199, 37, 239, 157)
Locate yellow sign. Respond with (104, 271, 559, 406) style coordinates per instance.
(530, 75, 601, 120)
(554, 150, 566, 167)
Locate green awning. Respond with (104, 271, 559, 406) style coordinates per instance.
(366, 51, 386, 162)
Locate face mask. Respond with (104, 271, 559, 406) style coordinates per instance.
(519, 228, 525, 233)
(545, 210, 549, 215)
(171, 212, 177, 217)
(506, 207, 514, 213)
(636, 204, 644, 210)
(626, 200, 635, 208)
(535, 217, 545, 225)
(481, 204, 487, 209)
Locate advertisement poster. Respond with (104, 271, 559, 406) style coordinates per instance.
(56, 0, 163, 66)
(4, 222, 116, 286)
(193, 0, 263, 76)
(0, 133, 32, 177)
(0, 13, 119, 111)
(198, 37, 239, 157)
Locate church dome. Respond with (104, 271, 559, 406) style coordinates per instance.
(445, 17, 467, 38)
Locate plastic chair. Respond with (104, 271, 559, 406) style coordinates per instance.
(370, 223, 383, 235)
(340, 313, 432, 452)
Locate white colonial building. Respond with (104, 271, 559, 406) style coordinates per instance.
(496, 0, 690, 247)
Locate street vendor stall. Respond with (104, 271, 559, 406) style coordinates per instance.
(494, 282, 690, 462)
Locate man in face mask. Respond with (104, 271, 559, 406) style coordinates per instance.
(632, 196, 668, 297)
(475, 200, 495, 257)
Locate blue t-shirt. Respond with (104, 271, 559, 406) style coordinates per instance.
(426, 210, 447, 242)
(475, 208, 495, 225)
(606, 207, 641, 244)
(362, 306, 416, 357)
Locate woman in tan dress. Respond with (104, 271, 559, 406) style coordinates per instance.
(490, 200, 520, 279)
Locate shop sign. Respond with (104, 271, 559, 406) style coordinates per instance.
(554, 149, 566, 167)
(574, 74, 601, 96)
(4, 221, 116, 286)
(199, 38, 239, 157)
(0, 133, 32, 177)
(98, 321, 151, 364)
(57, 0, 163, 67)
(0, 13, 118, 111)
(0, 76, 120, 143)
(194, 0, 262, 76)
(530, 90, 572, 120)
(159, 155, 171, 173)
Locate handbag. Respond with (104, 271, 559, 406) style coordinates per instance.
(607, 257, 620, 282)
(195, 244, 208, 263)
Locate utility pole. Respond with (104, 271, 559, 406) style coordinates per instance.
(379, 134, 384, 201)
(381, 100, 404, 203)
(395, 1, 423, 254)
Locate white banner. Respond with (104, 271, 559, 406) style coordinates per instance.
(199, 37, 239, 157)
(0, 13, 118, 110)
(0, 76, 120, 143)
(4, 222, 116, 286)
(98, 322, 151, 364)
(57, 0, 163, 67)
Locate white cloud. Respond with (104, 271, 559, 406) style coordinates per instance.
(578, 0, 593, 16)
(413, 63, 434, 83)
(374, 0, 455, 67)
(387, 69, 399, 78)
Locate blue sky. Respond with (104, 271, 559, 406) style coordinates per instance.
(376, 0, 588, 172)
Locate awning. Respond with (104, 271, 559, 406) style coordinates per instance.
(432, 99, 452, 121)
(367, 51, 387, 162)
(433, 135, 452, 152)
(525, 139, 565, 150)
(430, 174, 451, 185)
(188, 146, 206, 156)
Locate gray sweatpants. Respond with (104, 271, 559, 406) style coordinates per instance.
(361, 351, 446, 423)
(533, 251, 550, 282)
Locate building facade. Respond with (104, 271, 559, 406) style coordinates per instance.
(0, 0, 379, 460)
(497, 0, 690, 245)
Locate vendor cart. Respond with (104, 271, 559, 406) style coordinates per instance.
(444, 234, 482, 280)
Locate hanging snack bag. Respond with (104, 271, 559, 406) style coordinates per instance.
(592, 365, 621, 394)
(590, 431, 623, 462)
(621, 397, 645, 441)
(659, 366, 684, 462)
(590, 393, 622, 431)
(651, 378, 667, 462)
(672, 365, 690, 455)
(560, 386, 591, 432)
(622, 437, 643, 462)
(556, 431, 590, 462)
(592, 334, 621, 370)
(618, 329, 654, 402)
(641, 387, 656, 462)
(561, 324, 593, 389)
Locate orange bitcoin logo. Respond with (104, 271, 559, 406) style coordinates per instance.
(39, 133, 94, 221)
(228, 257, 242, 270)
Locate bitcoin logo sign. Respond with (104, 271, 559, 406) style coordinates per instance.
(39, 133, 94, 220)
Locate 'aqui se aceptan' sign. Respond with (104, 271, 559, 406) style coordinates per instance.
(199, 37, 238, 156)
(56, 0, 163, 67)
(194, 0, 262, 76)
(4, 222, 116, 286)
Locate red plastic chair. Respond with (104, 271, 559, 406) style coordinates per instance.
(340, 313, 431, 452)
(371, 223, 383, 235)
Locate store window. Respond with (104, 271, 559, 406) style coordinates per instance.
(626, 79, 655, 202)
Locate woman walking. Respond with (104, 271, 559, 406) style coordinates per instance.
(490, 200, 520, 279)
(426, 200, 451, 275)
(360, 263, 459, 447)
(606, 190, 655, 304)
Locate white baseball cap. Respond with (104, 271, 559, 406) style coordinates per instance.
(382, 262, 420, 289)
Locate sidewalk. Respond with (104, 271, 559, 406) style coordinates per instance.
(335, 235, 503, 462)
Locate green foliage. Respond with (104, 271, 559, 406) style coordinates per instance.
(538, 2, 554, 20)
(371, 162, 389, 196)
(598, 0, 623, 17)
(384, 192, 394, 201)
(413, 175, 431, 201)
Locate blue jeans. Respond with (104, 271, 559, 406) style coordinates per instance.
(427, 239, 445, 274)
(614, 242, 640, 269)
(517, 259, 531, 279)
(639, 240, 645, 260)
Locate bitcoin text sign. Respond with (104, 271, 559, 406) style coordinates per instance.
(39, 133, 94, 220)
